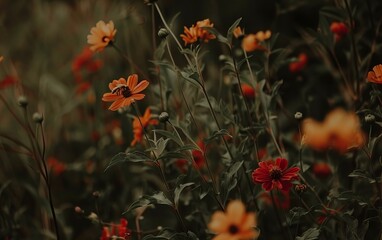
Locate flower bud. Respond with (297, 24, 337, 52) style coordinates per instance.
(158, 28, 169, 39)
(32, 112, 43, 123)
(294, 112, 303, 120)
(17, 96, 28, 108)
(74, 206, 83, 214)
(158, 112, 169, 123)
(295, 184, 307, 194)
(365, 114, 375, 123)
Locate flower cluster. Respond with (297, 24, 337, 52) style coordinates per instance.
(180, 18, 216, 45)
(234, 27, 271, 52)
(131, 107, 159, 146)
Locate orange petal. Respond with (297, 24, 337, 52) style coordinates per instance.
(127, 74, 138, 90)
(108, 98, 125, 111)
(102, 93, 120, 102)
(208, 211, 229, 233)
(132, 80, 149, 94)
(226, 200, 245, 225)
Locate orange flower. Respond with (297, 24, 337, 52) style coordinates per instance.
(289, 53, 308, 73)
(254, 30, 271, 42)
(87, 20, 117, 52)
(131, 107, 159, 146)
(102, 74, 149, 111)
(367, 64, 382, 84)
(330, 22, 349, 42)
(233, 26, 244, 38)
(302, 108, 365, 153)
(208, 200, 259, 240)
(180, 18, 216, 46)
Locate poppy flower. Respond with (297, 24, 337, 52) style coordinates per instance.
(208, 200, 259, 240)
(367, 64, 382, 84)
(252, 158, 300, 192)
(180, 18, 216, 46)
(289, 53, 308, 73)
(302, 108, 365, 153)
(131, 107, 159, 146)
(330, 22, 349, 42)
(87, 20, 117, 52)
(102, 74, 149, 111)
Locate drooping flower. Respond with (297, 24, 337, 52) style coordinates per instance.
(208, 200, 259, 240)
(367, 64, 382, 84)
(252, 158, 300, 192)
(330, 22, 349, 42)
(289, 53, 308, 73)
(100, 218, 131, 240)
(131, 107, 159, 146)
(87, 20, 117, 52)
(180, 18, 216, 46)
(302, 108, 365, 153)
(102, 74, 149, 111)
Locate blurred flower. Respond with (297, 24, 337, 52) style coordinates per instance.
(87, 20, 117, 52)
(131, 107, 159, 146)
(312, 162, 332, 178)
(233, 26, 244, 39)
(367, 64, 382, 84)
(289, 53, 308, 73)
(100, 218, 131, 240)
(0, 56, 3, 63)
(330, 22, 349, 42)
(241, 83, 255, 99)
(258, 190, 290, 210)
(0, 75, 17, 90)
(252, 158, 300, 192)
(241, 32, 268, 52)
(75, 82, 92, 94)
(254, 30, 271, 41)
(72, 47, 103, 83)
(176, 139, 206, 172)
(302, 108, 365, 153)
(208, 200, 259, 240)
(102, 74, 149, 111)
(180, 19, 216, 46)
(47, 157, 66, 176)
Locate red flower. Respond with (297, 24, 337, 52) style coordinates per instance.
(252, 158, 300, 192)
(176, 140, 206, 172)
(72, 47, 103, 83)
(100, 218, 131, 240)
(47, 157, 66, 176)
(312, 162, 332, 178)
(330, 22, 349, 42)
(241, 83, 255, 99)
(289, 53, 308, 73)
(0, 75, 17, 90)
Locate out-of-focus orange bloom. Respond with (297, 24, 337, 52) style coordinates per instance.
(180, 19, 216, 46)
(289, 53, 308, 73)
(208, 200, 259, 240)
(100, 218, 131, 240)
(367, 64, 382, 84)
(47, 157, 66, 176)
(312, 162, 332, 178)
(87, 20, 117, 52)
(102, 74, 149, 111)
(241, 30, 270, 52)
(241, 83, 255, 99)
(233, 26, 244, 38)
(302, 108, 365, 153)
(330, 22, 349, 42)
(131, 107, 159, 146)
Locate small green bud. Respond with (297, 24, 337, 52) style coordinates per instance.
(158, 28, 169, 39)
(158, 112, 169, 123)
(32, 112, 43, 123)
(294, 112, 303, 120)
(17, 96, 28, 108)
(365, 114, 375, 123)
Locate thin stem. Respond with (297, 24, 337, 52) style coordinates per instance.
(270, 191, 289, 240)
(153, 2, 194, 70)
(110, 42, 149, 80)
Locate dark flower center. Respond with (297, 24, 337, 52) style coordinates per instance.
(228, 224, 239, 234)
(113, 86, 132, 98)
(102, 36, 110, 43)
(269, 167, 282, 180)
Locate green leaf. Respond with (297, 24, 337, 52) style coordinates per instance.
(179, 70, 201, 88)
(204, 129, 232, 144)
(348, 169, 376, 183)
(296, 227, 320, 240)
(202, 26, 228, 45)
(220, 161, 244, 204)
(153, 129, 183, 147)
(226, 17, 242, 46)
(123, 192, 172, 214)
(174, 182, 194, 207)
(105, 152, 151, 171)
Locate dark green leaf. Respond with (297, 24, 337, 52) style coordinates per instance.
(296, 227, 320, 240)
(123, 192, 172, 214)
(174, 182, 194, 207)
(348, 169, 376, 183)
(204, 129, 232, 144)
(105, 152, 151, 171)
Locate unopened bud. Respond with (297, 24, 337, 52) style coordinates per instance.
(17, 96, 28, 108)
(295, 184, 307, 194)
(365, 114, 375, 123)
(218, 54, 228, 62)
(158, 112, 169, 122)
(92, 191, 100, 198)
(74, 206, 83, 214)
(294, 112, 303, 120)
(158, 28, 169, 39)
(32, 112, 43, 123)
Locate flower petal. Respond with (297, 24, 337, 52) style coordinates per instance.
(132, 80, 149, 94)
(127, 74, 138, 90)
(226, 200, 245, 225)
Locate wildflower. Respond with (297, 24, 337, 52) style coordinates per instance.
(72, 47, 103, 83)
(208, 200, 259, 240)
(302, 108, 365, 153)
(180, 19, 216, 46)
(47, 157, 66, 176)
(312, 162, 332, 178)
(131, 107, 159, 146)
(330, 22, 349, 42)
(176, 139, 206, 172)
(87, 20, 117, 52)
(102, 74, 149, 111)
(367, 64, 382, 84)
(100, 218, 131, 240)
(258, 190, 290, 210)
(240, 30, 271, 52)
(289, 53, 308, 73)
(0, 75, 17, 90)
(252, 158, 300, 192)
(233, 26, 245, 39)
(241, 83, 255, 99)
